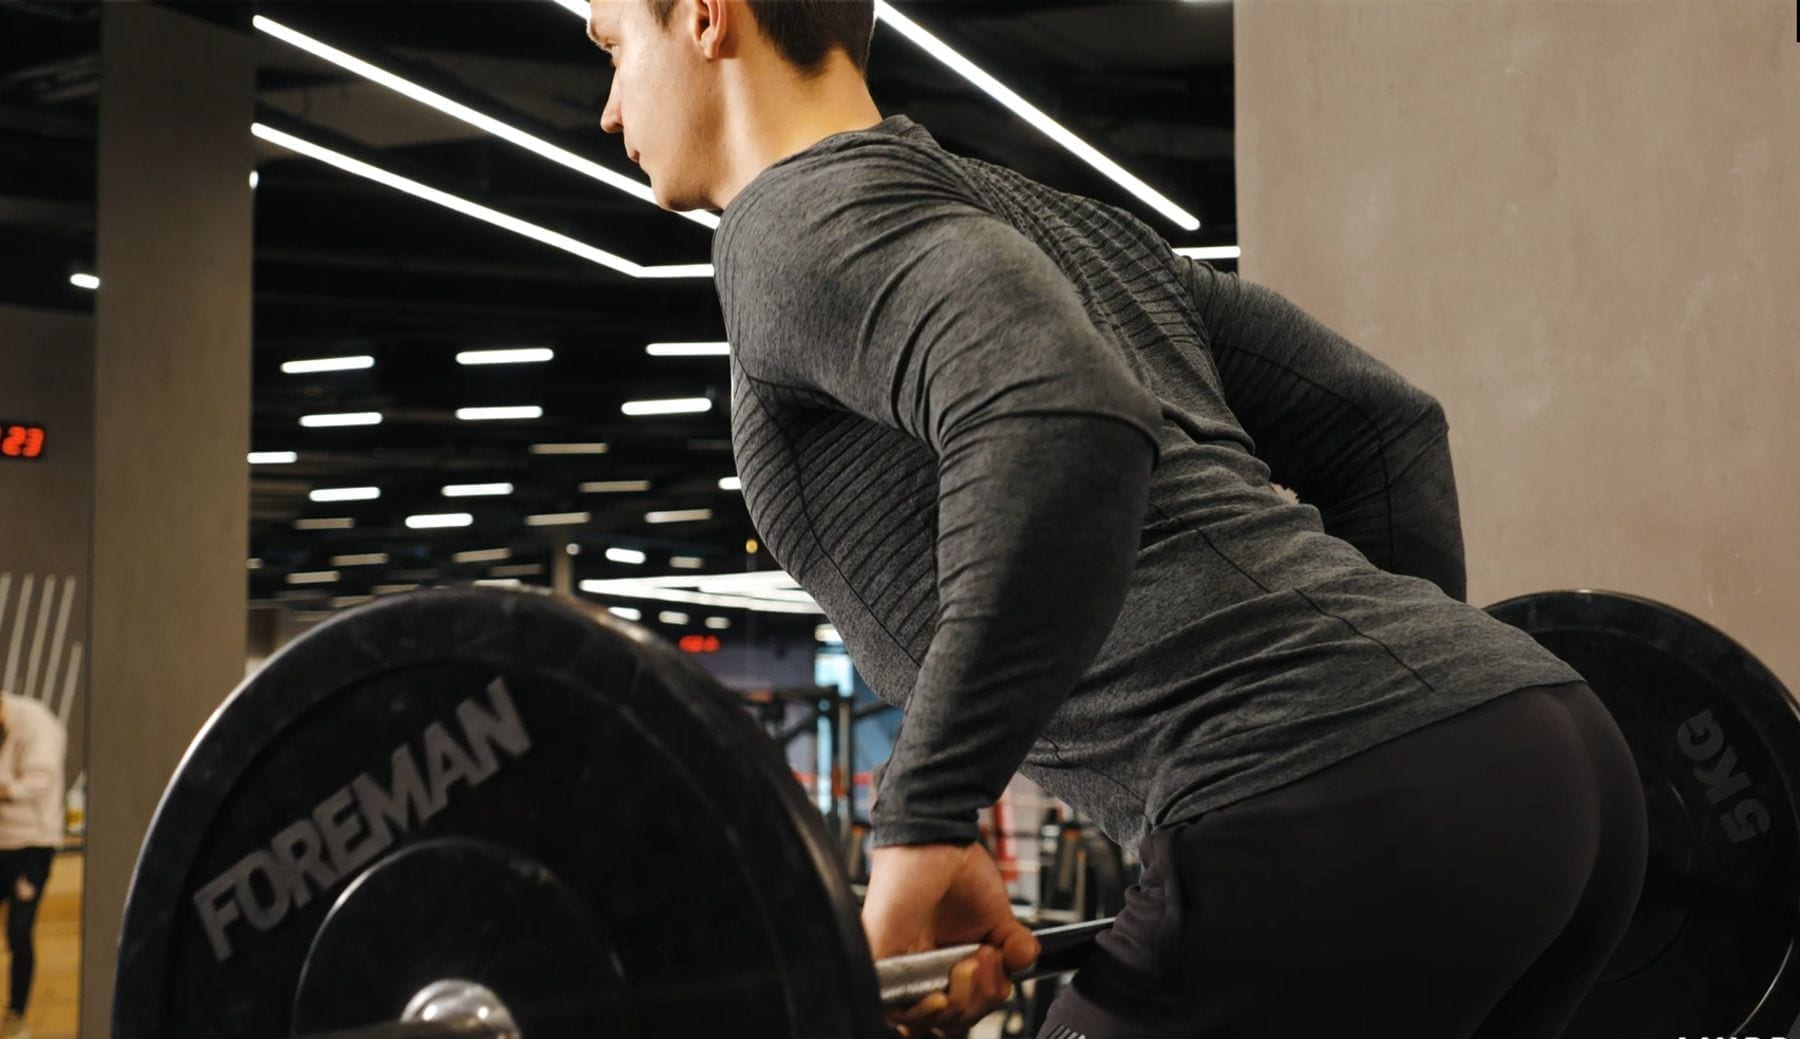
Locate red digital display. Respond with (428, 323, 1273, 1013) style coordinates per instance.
(0, 423, 45, 460)
(678, 634, 723, 654)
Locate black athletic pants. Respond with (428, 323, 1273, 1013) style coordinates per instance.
(1039, 681, 1648, 1039)
(0, 846, 55, 1016)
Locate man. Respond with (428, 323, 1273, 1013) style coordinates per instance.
(583, 2, 1648, 1036)
(0, 691, 66, 1039)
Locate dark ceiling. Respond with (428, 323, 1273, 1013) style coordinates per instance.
(0, 0, 1237, 635)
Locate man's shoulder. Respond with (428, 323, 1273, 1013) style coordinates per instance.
(719, 136, 978, 254)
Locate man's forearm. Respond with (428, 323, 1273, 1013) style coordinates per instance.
(1184, 260, 1468, 599)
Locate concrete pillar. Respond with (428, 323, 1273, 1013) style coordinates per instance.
(1234, 0, 1800, 689)
(81, 4, 255, 1035)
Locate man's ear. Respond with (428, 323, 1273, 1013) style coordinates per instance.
(686, 0, 733, 60)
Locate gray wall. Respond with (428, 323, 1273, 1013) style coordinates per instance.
(0, 302, 92, 785)
(1235, 0, 1799, 690)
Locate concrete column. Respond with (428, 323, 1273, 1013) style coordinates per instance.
(1235, 0, 1800, 690)
(82, 4, 254, 1035)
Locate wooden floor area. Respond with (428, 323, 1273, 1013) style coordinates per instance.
(1, 851, 82, 1039)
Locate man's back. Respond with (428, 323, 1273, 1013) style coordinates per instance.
(714, 114, 1579, 852)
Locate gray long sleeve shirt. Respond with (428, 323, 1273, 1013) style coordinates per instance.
(713, 115, 1582, 853)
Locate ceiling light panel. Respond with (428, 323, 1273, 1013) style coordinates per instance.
(283, 355, 374, 375)
(251, 16, 719, 230)
(456, 348, 554, 366)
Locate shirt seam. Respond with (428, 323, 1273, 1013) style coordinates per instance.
(1210, 343, 1407, 569)
(746, 377, 929, 672)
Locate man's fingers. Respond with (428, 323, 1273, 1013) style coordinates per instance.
(940, 947, 1011, 1033)
(889, 947, 1011, 1035)
(996, 922, 1042, 975)
(943, 950, 984, 1017)
(890, 991, 950, 1029)
(892, 995, 961, 1038)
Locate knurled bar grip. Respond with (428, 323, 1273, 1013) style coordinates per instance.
(874, 917, 1115, 1009)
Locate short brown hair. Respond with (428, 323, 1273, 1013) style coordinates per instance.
(646, 0, 876, 78)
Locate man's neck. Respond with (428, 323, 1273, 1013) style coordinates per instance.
(713, 63, 883, 209)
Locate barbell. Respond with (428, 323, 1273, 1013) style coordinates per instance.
(111, 587, 1800, 1037)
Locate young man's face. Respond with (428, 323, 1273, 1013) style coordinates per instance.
(589, 0, 723, 212)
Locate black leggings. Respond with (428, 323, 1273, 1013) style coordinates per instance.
(0, 846, 55, 1015)
(1040, 681, 1648, 1039)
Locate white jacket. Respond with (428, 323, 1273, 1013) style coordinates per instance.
(0, 693, 66, 849)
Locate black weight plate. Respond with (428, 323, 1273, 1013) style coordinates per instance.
(114, 588, 884, 1039)
(1487, 589, 1800, 1037)
(292, 837, 632, 1034)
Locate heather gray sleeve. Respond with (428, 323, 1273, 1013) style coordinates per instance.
(718, 144, 1160, 848)
(1180, 259, 1468, 601)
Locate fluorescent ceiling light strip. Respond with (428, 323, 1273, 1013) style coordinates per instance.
(579, 571, 799, 591)
(580, 582, 824, 616)
(1175, 245, 1242, 261)
(407, 513, 474, 530)
(871, 2, 1198, 232)
(300, 412, 383, 428)
(457, 348, 554, 366)
(670, 556, 705, 570)
(621, 398, 712, 417)
(251, 16, 718, 231)
(699, 587, 816, 605)
(490, 564, 544, 578)
(287, 570, 340, 585)
(645, 509, 713, 525)
(647, 342, 731, 357)
(705, 617, 731, 630)
(717, 476, 742, 491)
(252, 123, 661, 278)
(605, 548, 647, 565)
(453, 548, 513, 564)
(309, 486, 381, 503)
(375, 583, 420, 594)
(456, 406, 543, 422)
(294, 517, 355, 530)
(475, 579, 523, 588)
(331, 553, 389, 567)
(658, 611, 690, 625)
(283, 355, 374, 374)
(248, 451, 298, 465)
(69, 273, 99, 290)
(530, 442, 608, 455)
(681, 570, 808, 592)
(581, 480, 651, 494)
(639, 264, 716, 279)
(527, 512, 592, 527)
(607, 606, 642, 621)
(443, 483, 515, 497)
